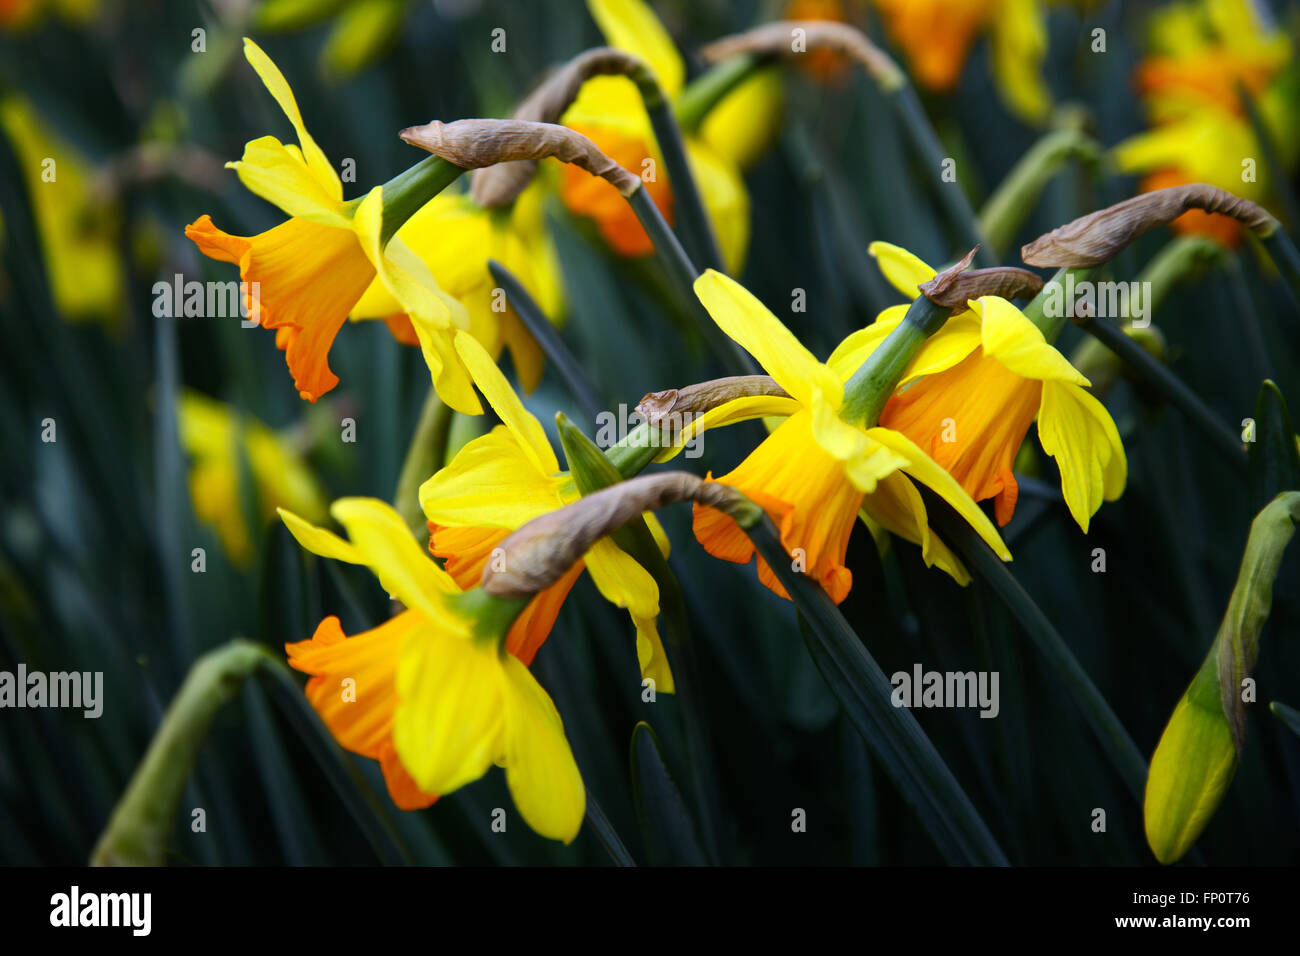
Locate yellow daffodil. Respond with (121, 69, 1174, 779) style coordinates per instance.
(871, 0, 1052, 125)
(1112, 0, 1296, 245)
(186, 38, 479, 411)
(350, 182, 564, 393)
(674, 268, 1012, 600)
(419, 332, 675, 690)
(560, 0, 781, 270)
(869, 242, 1126, 531)
(179, 390, 327, 566)
(0, 95, 122, 326)
(280, 496, 585, 842)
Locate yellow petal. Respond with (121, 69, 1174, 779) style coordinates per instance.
(652, 394, 802, 463)
(699, 67, 783, 171)
(393, 622, 505, 795)
(453, 332, 560, 475)
(501, 654, 586, 843)
(867, 427, 1013, 561)
(420, 427, 567, 530)
(278, 506, 364, 566)
(867, 241, 935, 299)
(811, 400, 910, 493)
(241, 38, 341, 203)
(227, 135, 348, 226)
(686, 137, 750, 275)
(989, 0, 1051, 125)
(1037, 381, 1127, 533)
(970, 296, 1090, 386)
(328, 498, 462, 619)
(351, 189, 482, 415)
(693, 270, 839, 408)
(859, 474, 971, 586)
(634, 614, 675, 694)
(587, 0, 684, 98)
(584, 537, 660, 621)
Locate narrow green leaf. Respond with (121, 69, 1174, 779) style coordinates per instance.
(629, 722, 707, 866)
(926, 496, 1149, 799)
(1248, 380, 1300, 513)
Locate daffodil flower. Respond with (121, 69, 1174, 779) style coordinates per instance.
(674, 269, 1012, 601)
(185, 38, 479, 411)
(280, 496, 586, 843)
(179, 390, 327, 566)
(869, 242, 1126, 532)
(419, 332, 675, 691)
(1111, 0, 1295, 245)
(0, 94, 121, 325)
(871, 0, 1052, 125)
(560, 0, 780, 269)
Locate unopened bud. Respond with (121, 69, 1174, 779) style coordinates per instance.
(482, 472, 757, 599)
(401, 118, 642, 198)
(636, 375, 790, 427)
(471, 48, 654, 207)
(1022, 184, 1277, 268)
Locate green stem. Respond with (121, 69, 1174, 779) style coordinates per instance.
(626, 185, 759, 376)
(91, 640, 271, 865)
(738, 512, 1008, 865)
(674, 54, 762, 132)
(630, 69, 725, 272)
(488, 260, 602, 419)
(1076, 313, 1247, 472)
(840, 295, 950, 425)
(393, 387, 453, 536)
(978, 128, 1101, 257)
(925, 500, 1149, 800)
(378, 156, 465, 244)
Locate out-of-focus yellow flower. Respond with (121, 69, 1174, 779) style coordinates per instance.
(179, 390, 327, 567)
(280, 496, 585, 842)
(677, 268, 1012, 601)
(186, 38, 479, 411)
(420, 333, 675, 691)
(871, 0, 1052, 124)
(561, 0, 782, 270)
(0, 0, 95, 29)
(0, 95, 122, 327)
(1112, 0, 1297, 245)
(353, 182, 564, 393)
(868, 243, 1126, 532)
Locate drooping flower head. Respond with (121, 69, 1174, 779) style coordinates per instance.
(420, 332, 674, 690)
(870, 242, 1126, 531)
(680, 268, 1013, 602)
(280, 495, 585, 842)
(186, 38, 479, 411)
